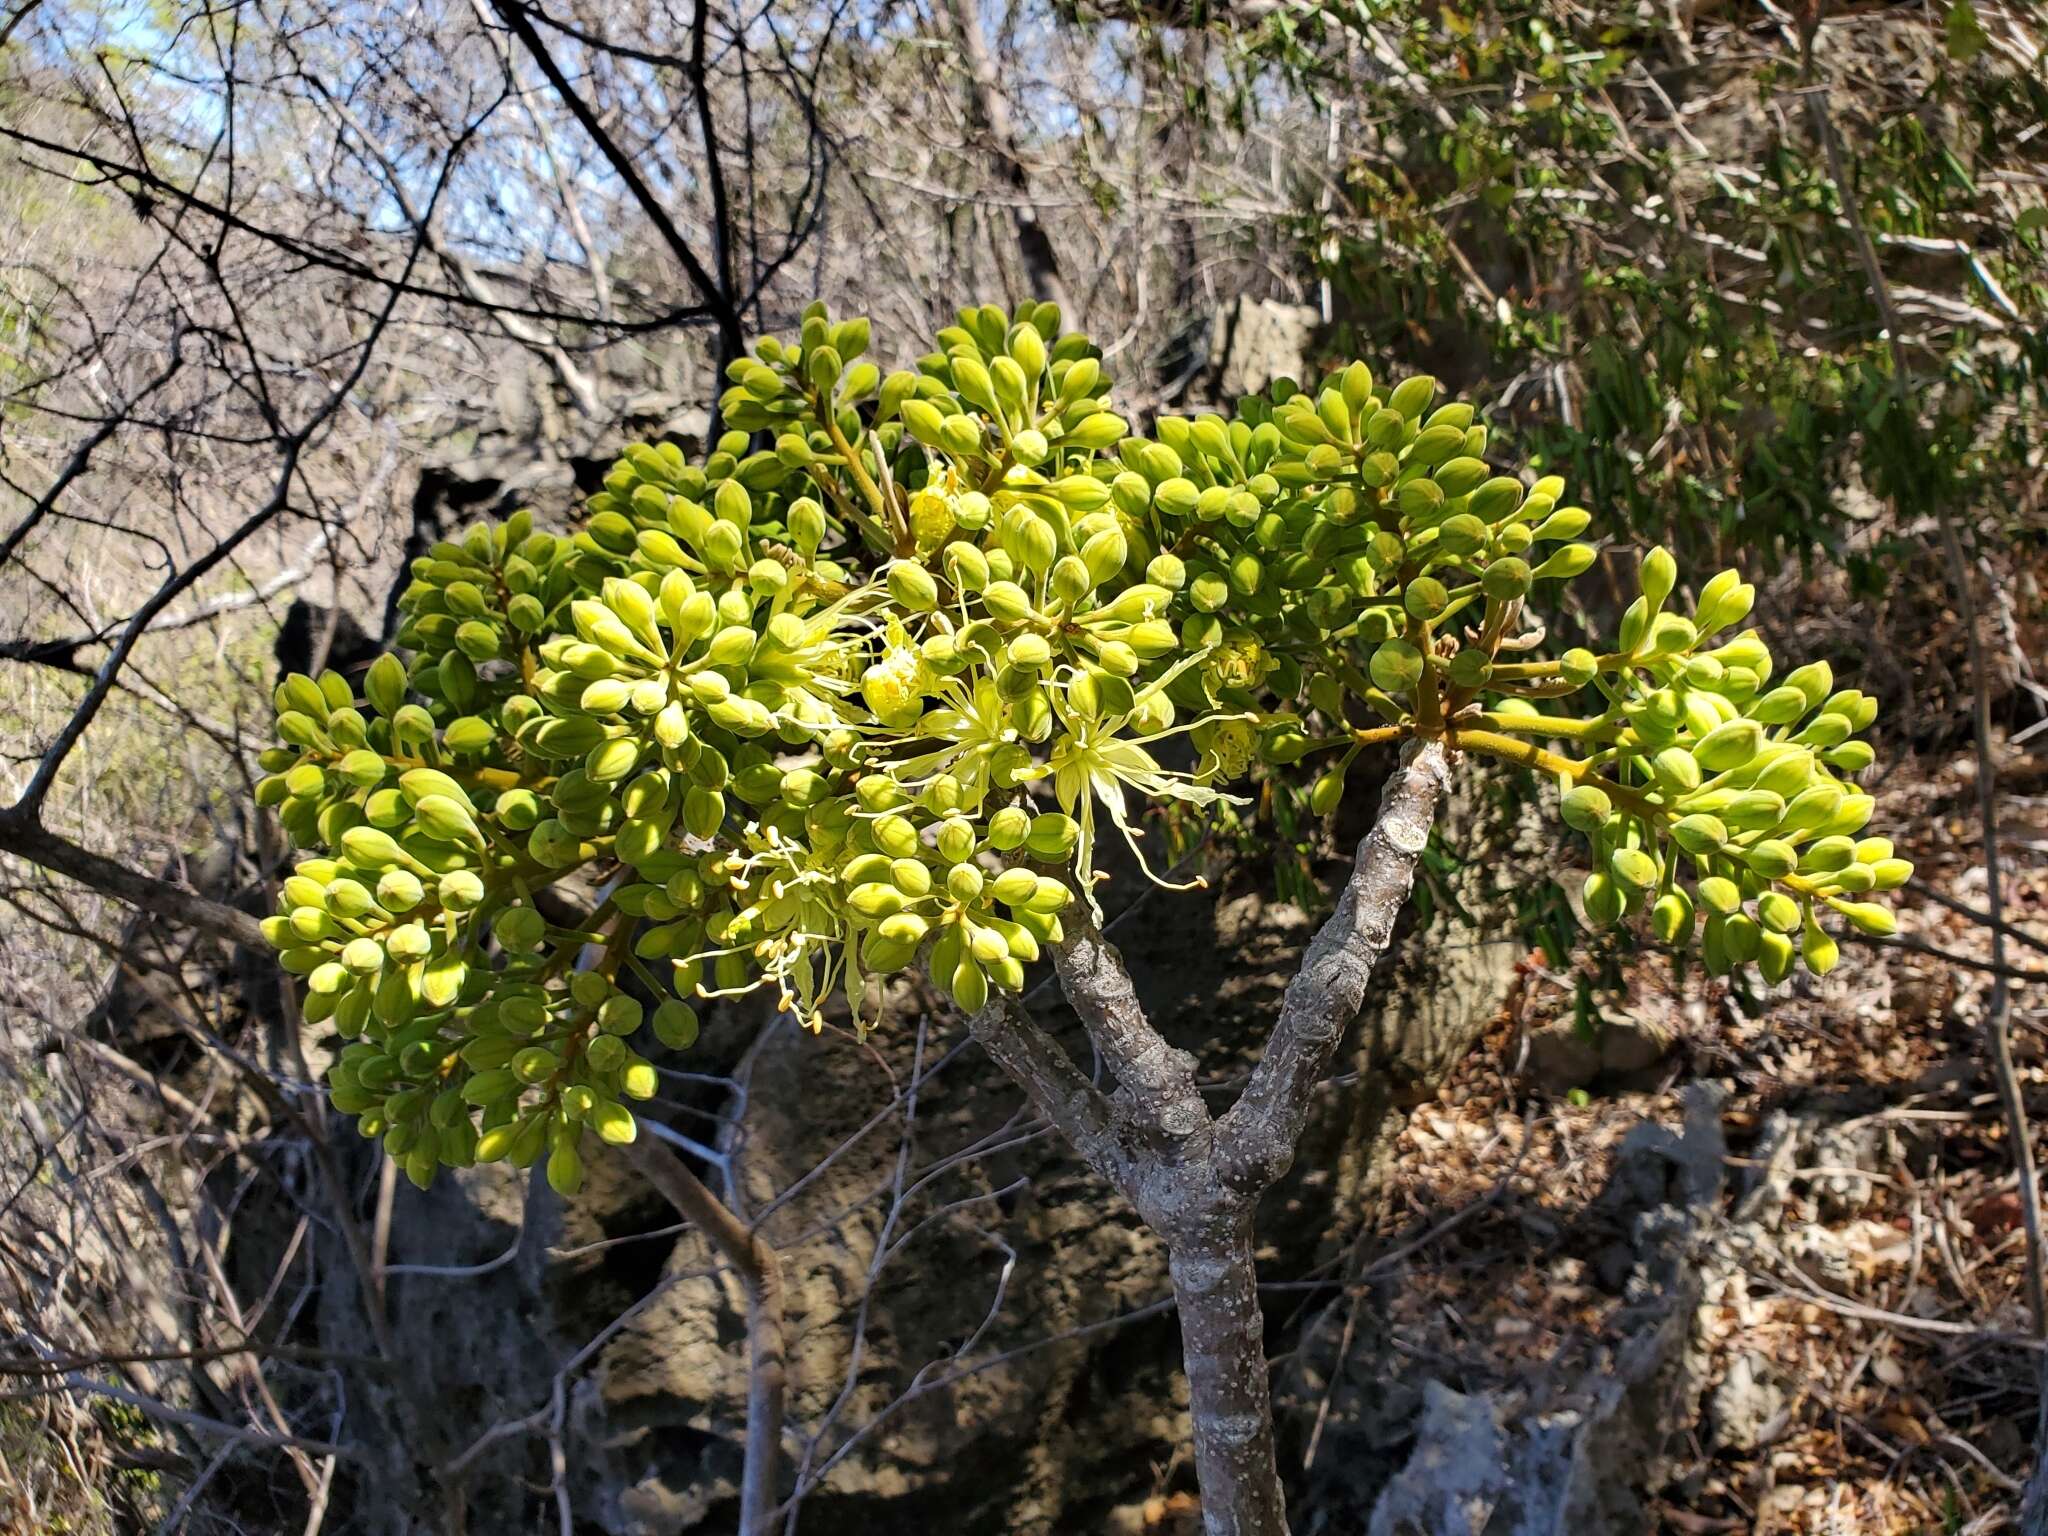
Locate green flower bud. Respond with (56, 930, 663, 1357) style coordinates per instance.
(1801, 916, 1840, 976)
(1025, 813, 1079, 861)
(1653, 748, 1703, 793)
(462, 1069, 520, 1106)
(547, 1137, 585, 1197)
(951, 955, 990, 1012)
(1639, 547, 1676, 611)
(1309, 768, 1347, 816)
(653, 1000, 700, 1050)
(1404, 578, 1449, 621)
(599, 995, 644, 1035)
(1692, 719, 1762, 773)
(982, 581, 1034, 624)
(1780, 783, 1843, 835)
(1670, 814, 1727, 857)
(1368, 639, 1425, 693)
(1559, 648, 1598, 688)
(1406, 425, 1464, 468)
(1481, 558, 1532, 602)
(1531, 507, 1592, 542)
(1722, 913, 1763, 964)
(1799, 835, 1857, 874)
(342, 826, 410, 870)
(1397, 478, 1444, 520)
(1757, 891, 1801, 933)
(1752, 686, 1809, 726)
(1581, 871, 1624, 927)
(1064, 411, 1129, 451)
(529, 818, 584, 867)
(1467, 477, 1524, 525)
(590, 1100, 638, 1146)
(1758, 930, 1796, 985)
(438, 870, 485, 911)
(1558, 784, 1612, 833)
(1533, 543, 1597, 581)
(1645, 614, 1697, 657)
(1444, 649, 1490, 690)
(935, 817, 977, 864)
(1784, 660, 1833, 711)
(513, 1045, 560, 1084)
(1696, 876, 1742, 916)
(889, 561, 940, 611)
(1831, 899, 1896, 937)
(1610, 847, 1660, 890)
(364, 652, 407, 719)
(1693, 568, 1746, 635)
(1388, 375, 1437, 419)
(341, 937, 384, 975)
(987, 806, 1031, 851)
(494, 906, 548, 952)
(375, 868, 425, 912)
(1651, 889, 1694, 944)
(1745, 840, 1799, 880)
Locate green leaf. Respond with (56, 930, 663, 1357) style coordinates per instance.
(1945, 0, 1986, 62)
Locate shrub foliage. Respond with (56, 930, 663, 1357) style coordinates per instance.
(252, 301, 1908, 1192)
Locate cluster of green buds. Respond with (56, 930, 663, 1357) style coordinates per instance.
(251, 299, 1907, 1193)
(1492, 552, 1906, 981)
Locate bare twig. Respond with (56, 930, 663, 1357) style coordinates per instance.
(622, 1135, 786, 1535)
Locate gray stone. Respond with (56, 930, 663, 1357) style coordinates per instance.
(1708, 1353, 1788, 1453)
(1213, 297, 1319, 400)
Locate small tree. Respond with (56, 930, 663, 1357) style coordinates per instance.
(253, 301, 1907, 1534)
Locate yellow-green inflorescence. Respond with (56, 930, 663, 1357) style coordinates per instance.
(252, 299, 1909, 1194)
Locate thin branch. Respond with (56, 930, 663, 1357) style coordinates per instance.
(622, 1135, 785, 1535)
(484, 0, 741, 359)
(0, 817, 264, 951)
(0, 340, 185, 571)
(19, 1373, 364, 1463)
(1051, 913, 1206, 1151)
(7, 234, 429, 824)
(966, 991, 1135, 1193)
(1216, 740, 1451, 1190)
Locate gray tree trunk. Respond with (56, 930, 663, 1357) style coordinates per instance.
(971, 742, 1451, 1535)
(944, 0, 1077, 320)
(1165, 1201, 1288, 1535)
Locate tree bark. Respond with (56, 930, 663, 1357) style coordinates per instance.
(0, 812, 266, 952)
(1219, 742, 1450, 1189)
(944, 0, 1077, 320)
(1165, 1199, 1288, 1536)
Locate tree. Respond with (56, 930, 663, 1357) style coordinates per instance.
(248, 297, 1907, 1534)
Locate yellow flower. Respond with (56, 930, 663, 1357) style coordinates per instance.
(1207, 632, 1272, 691)
(909, 489, 955, 551)
(908, 462, 966, 552)
(861, 618, 929, 727)
(1201, 719, 1256, 781)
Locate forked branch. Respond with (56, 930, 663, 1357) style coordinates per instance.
(1218, 740, 1450, 1191)
(967, 991, 1136, 1193)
